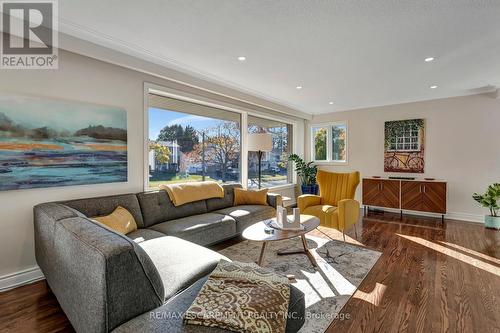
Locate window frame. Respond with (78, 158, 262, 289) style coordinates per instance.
(144, 82, 298, 191)
(386, 125, 421, 152)
(310, 121, 348, 165)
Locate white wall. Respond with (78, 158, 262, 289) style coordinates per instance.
(0, 49, 304, 288)
(306, 94, 500, 221)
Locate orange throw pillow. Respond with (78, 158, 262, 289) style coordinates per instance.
(92, 206, 138, 235)
(234, 188, 269, 206)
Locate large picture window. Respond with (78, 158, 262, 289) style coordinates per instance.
(147, 93, 295, 190)
(311, 121, 348, 163)
(148, 95, 241, 188)
(247, 116, 293, 188)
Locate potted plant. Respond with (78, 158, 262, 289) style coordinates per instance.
(288, 154, 318, 194)
(473, 183, 500, 229)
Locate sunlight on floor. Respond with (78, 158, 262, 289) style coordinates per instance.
(439, 241, 500, 265)
(294, 235, 360, 307)
(398, 234, 500, 276)
(316, 226, 364, 246)
(352, 282, 387, 306)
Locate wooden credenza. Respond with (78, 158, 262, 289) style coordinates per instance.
(362, 177, 447, 219)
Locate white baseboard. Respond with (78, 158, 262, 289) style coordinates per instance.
(0, 266, 44, 293)
(363, 207, 484, 224)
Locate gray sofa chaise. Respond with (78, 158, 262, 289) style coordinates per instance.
(34, 184, 305, 333)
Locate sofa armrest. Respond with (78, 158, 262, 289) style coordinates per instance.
(297, 195, 321, 211)
(337, 199, 360, 230)
(267, 193, 283, 208)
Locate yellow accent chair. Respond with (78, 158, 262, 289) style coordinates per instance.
(298, 170, 361, 241)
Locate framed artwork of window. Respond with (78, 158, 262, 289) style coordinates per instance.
(384, 118, 425, 173)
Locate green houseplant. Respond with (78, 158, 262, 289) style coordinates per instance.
(288, 154, 318, 194)
(473, 183, 500, 229)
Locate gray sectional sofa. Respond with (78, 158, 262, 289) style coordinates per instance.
(34, 184, 305, 333)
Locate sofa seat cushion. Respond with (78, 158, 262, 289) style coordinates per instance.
(127, 229, 166, 243)
(149, 213, 236, 246)
(137, 236, 228, 301)
(214, 205, 276, 233)
(112, 275, 305, 333)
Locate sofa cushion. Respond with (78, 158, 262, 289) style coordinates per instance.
(149, 213, 236, 246)
(233, 188, 269, 206)
(59, 194, 145, 228)
(127, 229, 166, 243)
(112, 275, 305, 333)
(93, 206, 138, 235)
(136, 190, 208, 227)
(215, 205, 276, 233)
(137, 236, 228, 300)
(206, 184, 242, 212)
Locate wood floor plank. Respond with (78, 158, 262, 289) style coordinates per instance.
(0, 211, 499, 333)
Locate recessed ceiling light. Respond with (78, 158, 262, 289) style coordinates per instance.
(329, 101, 334, 105)
(424, 57, 435, 62)
(296, 86, 303, 90)
(430, 85, 438, 89)
(237, 56, 246, 61)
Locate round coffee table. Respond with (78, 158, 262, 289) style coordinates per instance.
(242, 214, 320, 267)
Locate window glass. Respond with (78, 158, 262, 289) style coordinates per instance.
(148, 106, 240, 188)
(247, 116, 293, 188)
(312, 126, 327, 161)
(332, 123, 347, 162)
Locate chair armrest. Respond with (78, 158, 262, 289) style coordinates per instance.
(267, 193, 283, 208)
(337, 199, 360, 230)
(297, 195, 321, 211)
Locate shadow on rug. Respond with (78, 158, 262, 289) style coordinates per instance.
(218, 235, 382, 333)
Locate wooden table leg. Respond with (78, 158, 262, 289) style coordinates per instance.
(277, 235, 319, 268)
(257, 241, 267, 266)
(301, 235, 318, 268)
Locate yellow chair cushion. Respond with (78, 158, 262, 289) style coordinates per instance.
(234, 188, 268, 206)
(92, 206, 138, 235)
(303, 204, 339, 229)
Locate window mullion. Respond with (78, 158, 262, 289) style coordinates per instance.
(241, 112, 248, 189)
(327, 126, 333, 162)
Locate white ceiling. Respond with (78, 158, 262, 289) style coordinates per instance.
(58, 0, 500, 114)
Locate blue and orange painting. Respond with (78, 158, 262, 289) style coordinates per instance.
(0, 93, 127, 191)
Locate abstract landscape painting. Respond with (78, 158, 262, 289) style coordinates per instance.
(0, 93, 127, 191)
(384, 118, 425, 173)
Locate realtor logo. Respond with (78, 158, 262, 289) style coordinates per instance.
(1, 0, 58, 69)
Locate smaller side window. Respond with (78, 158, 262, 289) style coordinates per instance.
(311, 122, 348, 163)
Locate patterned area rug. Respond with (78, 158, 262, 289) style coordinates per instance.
(218, 234, 382, 333)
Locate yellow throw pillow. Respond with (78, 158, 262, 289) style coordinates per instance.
(234, 188, 269, 206)
(92, 206, 138, 235)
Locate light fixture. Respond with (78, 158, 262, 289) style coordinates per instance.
(296, 86, 303, 90)
(329, 101, 334, 105)
(430, 85, 438, 89)
(247, 133, 273, 189)
(424, 57, 435, 62)
(237, 56, 246, 61)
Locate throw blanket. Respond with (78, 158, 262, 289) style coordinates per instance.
(161, 181, 224, 206)
(184, 260, 290, 333)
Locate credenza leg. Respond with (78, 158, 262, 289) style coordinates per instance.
(400, 210, 403, 219)
(442, 215, 444, 223)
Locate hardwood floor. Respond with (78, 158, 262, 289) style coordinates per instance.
(1, 212, 499, 333)
(327, 212, 500, 333)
